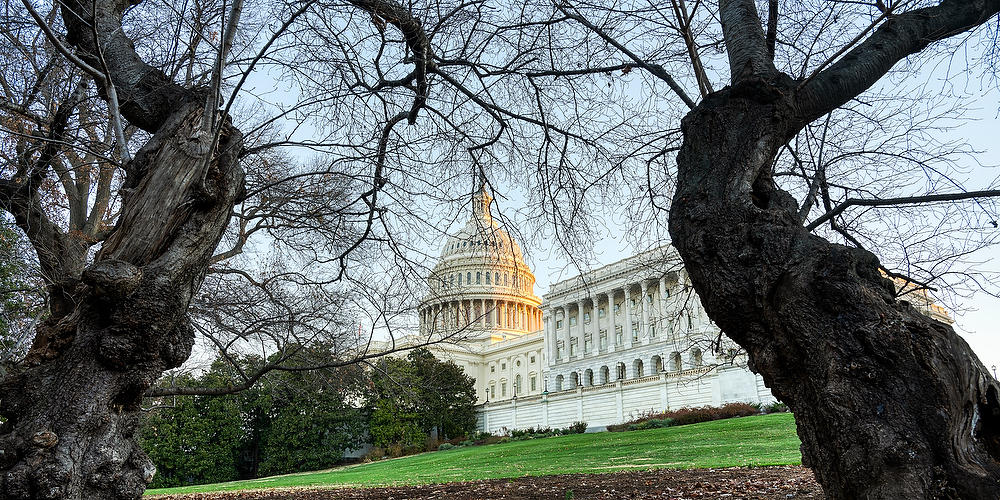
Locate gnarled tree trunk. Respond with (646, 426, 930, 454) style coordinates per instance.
(0, 104, 244, 499)
(0, 0, 245, 496)
(668, 77, 1000, 498)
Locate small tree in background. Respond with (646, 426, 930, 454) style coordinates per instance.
(255, 363, 368, 476)
(0, 222, 43, 373)
(368, 348, 477, 454)
(409, 349, 477, 440)
(139, 375, 243, 488)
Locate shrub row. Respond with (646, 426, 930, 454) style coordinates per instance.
(607, 402, 786, 432)
(435, 422, 588, 451)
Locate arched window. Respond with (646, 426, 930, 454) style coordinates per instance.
(485, 272, 491, 284)
(584, 369, 594, 386)
(555, 374, 564, 391)
(633, 359, 644, 378)
(458, 273, 463, 285)
(515, 374, 522, 395)
(671, 352, 682, 371)
(600, 366, 610, 384)
(570, 372, 579, 388)
(652, 355, 664, 372)
(476, 272, 482, 284)
(467, 272, 471, 283)
(691, 348, 703, 367)
(501, 379, 508, 397)
(616, 362, 626, 380)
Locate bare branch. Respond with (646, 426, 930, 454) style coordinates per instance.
(806, 190, 1000, 231)
(556, 1, 697, 109)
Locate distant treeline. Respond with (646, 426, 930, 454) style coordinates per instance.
(141, 347, 476, 488)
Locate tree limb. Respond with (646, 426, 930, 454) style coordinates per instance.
(806, 189, 1000, 231)
(797, 0, 1000, 124)
(718, 0, 776, 82)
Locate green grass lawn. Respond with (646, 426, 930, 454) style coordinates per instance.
(146, 412, 800, 496)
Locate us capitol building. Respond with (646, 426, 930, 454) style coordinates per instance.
(408, 188, 948, 433)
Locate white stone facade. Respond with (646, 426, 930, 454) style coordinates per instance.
(402, 188, 955, 433)
(408, 188, 777, 432)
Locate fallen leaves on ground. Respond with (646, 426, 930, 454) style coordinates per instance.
(149, 465, 822, 499)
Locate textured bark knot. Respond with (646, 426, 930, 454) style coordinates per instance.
(82, 260, 142, 299)
(31, 431, 58, 448)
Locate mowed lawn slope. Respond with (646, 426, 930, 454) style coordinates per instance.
(146, 413, 799, 496)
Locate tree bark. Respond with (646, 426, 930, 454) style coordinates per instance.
(668, 77, 1000, 499)
(0, 104, 244, 499)
(0, 0, 248, 495)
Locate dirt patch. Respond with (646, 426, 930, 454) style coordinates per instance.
(149, 465, 822, 499)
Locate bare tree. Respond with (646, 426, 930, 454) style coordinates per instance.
(0, 0, 489, 497)
(505, 0, 1000, 497)
(407, 0, 1000, 497)
(3, 0, 1000, 498)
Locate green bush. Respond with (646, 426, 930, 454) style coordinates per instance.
(763, 402, 789, 414)
(460, 440, 474, 447)
(437, 443, 455, 451)
(569, 421, 588, 434)
(628, 418, 674, 431)
(610, 402, 761, 432)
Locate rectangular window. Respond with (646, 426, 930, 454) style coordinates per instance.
(598, 307, 605, 318)
(650, 324, 656, 337)
(501, 383, 506, 397)
(477, 272, 481, 284)
(583, 312, 590, 323)
(491, 365, 495, 373)
(600, 333, 608, 350)
(530, 376, 537, 391)
(569, 317, 577, 326)
(584, 339, 592, 351)
(616, 328, 623, 345)
(486, 273, 491, 284)
(647, 294, 654, 303)
(491, 385, 496, 399)
(556, 319, 563, 329)
(501, 363, 506, 370)
(530, 355, 535, 364)
(614, 303, 620, 314)
(630, 298, 637, 307)
(458, 274, 463, 284)
(632, 325, 639, 342)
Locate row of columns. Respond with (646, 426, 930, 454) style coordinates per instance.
(421, 298, 542, 333)
(545, 276, 674, 363)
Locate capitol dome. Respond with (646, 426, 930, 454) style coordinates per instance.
(419, 187, 542, 342)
